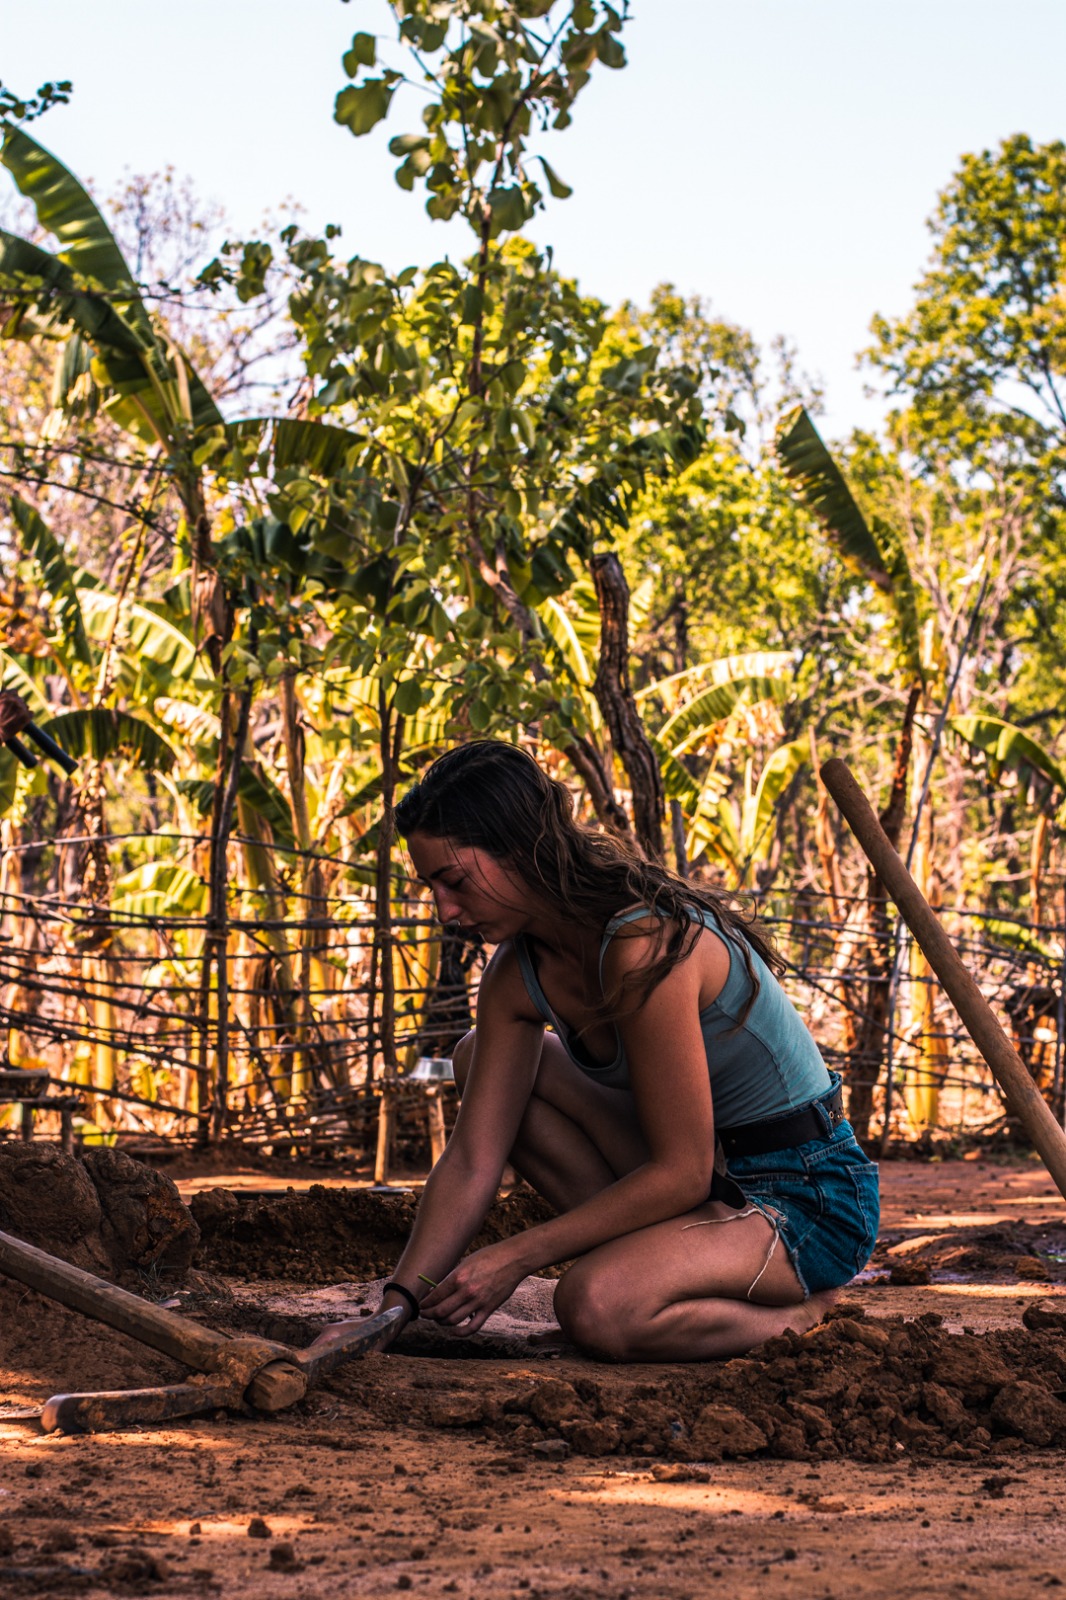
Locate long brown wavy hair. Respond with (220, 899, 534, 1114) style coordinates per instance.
(395, 740, 782, 1025)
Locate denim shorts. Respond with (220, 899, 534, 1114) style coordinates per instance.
(724, 1074, 880, 1296)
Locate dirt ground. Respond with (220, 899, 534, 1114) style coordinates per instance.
(2, 1154, 1066, 1597)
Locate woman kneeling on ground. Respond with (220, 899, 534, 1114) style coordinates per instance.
(380, 741, 878, 1360)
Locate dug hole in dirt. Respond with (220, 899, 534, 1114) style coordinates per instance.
(3, 1147, 1066, 1598)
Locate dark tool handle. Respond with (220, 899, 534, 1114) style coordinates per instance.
(296, 1304, 407, 1382)
(42, 1379, 238, 1434)
(25, 722, 79, 775)
(5, 736, 37, 769)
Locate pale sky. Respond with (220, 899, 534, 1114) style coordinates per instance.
(3, 0, 1065, 440)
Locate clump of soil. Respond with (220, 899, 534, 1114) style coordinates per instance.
(192, 1185, 555, 1282)
(871, 1220, 1066, 1284)
(328, 1307, 1066, 1464)
(0, 1144, 198, 1281)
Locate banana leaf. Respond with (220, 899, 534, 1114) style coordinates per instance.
(111, 860, 208, 920)
(222, 417, 367, 478)
(948, 714, 1066, 800)
(0, 232, 220, 440)
(740, 737, 809, 866)
(539, 596, 594, 686)
(0, 229, 147, 355)
(776, 405, 922, 681)
(969, 914, 1058, 964)
(51, 329, 95, 412)
(1, 125, 148, 328)
(635, 650, 795, 703)
(686, 783, 738, 869)
(78, 590, 196, 678)
(40, 709, 177, 771)
(0, 746, 19, 816)
(150, 697, 221, 744)
(657, 674, 789, 756)
(648, 738, 700, 812)
(11, 495, 92, 668)
(0, 650, 50, 713)
(179, 766, 296, 850)
(0, 130, 219, 436)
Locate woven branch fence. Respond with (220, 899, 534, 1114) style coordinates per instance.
(2, 831, 1065, 1155)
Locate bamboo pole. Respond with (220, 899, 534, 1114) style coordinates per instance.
(821, 758, 1066, 1201)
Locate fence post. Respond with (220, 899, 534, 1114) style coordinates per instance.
(823, 758, 1066, 1202)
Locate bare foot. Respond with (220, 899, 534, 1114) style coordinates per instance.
(782, 1287, 841, 1336)
(528, 1324, 569, 1348)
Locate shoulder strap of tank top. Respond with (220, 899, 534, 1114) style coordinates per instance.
(598, 904, 657, 984)
(597, 902, 743, 981)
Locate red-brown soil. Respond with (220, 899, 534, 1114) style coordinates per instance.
(1, 1154, 1065, 1596)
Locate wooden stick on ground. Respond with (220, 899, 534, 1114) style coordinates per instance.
(821, 758, 1066, 1203)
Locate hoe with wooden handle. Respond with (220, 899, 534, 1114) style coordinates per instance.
(0, 1229, 405, 1433)
(821, 758, 1066, 1202)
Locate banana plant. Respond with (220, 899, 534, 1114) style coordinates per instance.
(776, 406, 922, 684)
(948, 714, 1066, 810)
(538, 581, 799, 872)
(777, 406, 930, 1135)
(947, 714, 1066, 1085)
(1, 125, 223, 446)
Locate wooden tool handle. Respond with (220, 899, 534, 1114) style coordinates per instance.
(42, 1379, 237, 1434)
(821, 758, 1066, 1201)
(0, 1230, 231, 1371)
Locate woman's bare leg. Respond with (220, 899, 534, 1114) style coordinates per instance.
(554, 1204, 836, 1361)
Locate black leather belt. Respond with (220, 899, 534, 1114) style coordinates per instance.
(719, 1085, 845, 1159)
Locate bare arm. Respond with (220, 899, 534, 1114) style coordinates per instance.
(381, 944, 546, 1317)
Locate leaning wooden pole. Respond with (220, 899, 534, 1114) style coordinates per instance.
(821, 758, 1066, 1203)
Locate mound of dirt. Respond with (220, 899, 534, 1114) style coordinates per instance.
(327, 1306, 1066, 1464)
(0, 1144, 199, 1282)
(871, 1220, 1066, 1284)
(192, 1185, 556, 1282)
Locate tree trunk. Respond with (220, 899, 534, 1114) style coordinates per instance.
(845, 683, 920, 1142)
(200, 682, 253, 1144)
(280, 668, 329, 1100)
(370, 685, 402, 1081)
(589, 552, 666, 863)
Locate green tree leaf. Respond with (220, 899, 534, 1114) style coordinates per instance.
(343, 32, 377, 75)
(335, 79, 395, 136)
(538, 158, 573, 200)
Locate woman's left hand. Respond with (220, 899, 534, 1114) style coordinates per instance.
(419, 1240, 527, 1335)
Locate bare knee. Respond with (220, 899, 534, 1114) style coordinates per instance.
(450, 1030, 476, 1096)
(554, 1266, 636, 1363)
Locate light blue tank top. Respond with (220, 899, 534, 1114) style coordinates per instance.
(513, 906, 831, 1128)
